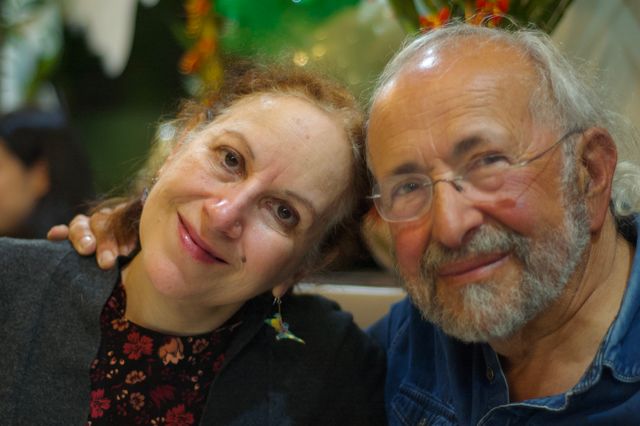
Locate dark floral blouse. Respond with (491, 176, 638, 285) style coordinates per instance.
(87, 281, 242, 426)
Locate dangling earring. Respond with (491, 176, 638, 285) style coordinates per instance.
(140, 177, 158, 206)
(141, 187, 149, 205)
(264, 296, 305, 344)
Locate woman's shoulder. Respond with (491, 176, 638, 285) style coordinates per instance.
(285, 293, 350, 325)
(0, 238, 73, 267)
(281, 293, 379, 352)
(0, 238, 115, 292)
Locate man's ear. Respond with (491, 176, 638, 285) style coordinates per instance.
(27, 159, 50, 199)
(576, 127, 617, 232)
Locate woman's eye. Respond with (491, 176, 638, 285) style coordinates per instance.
(270, 201, 300, 228)
(218, 148, 244, 175)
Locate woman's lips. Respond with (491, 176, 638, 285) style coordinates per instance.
(177, 215, 228, 265)
(437, 252, 508, 284)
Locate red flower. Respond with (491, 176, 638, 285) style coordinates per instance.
(123, 331, 153, 360)
(165, 404, 195, 426)
(212, 353, 225, 373)
(150, 384, 177, 407)
(89, 389, 111, 419)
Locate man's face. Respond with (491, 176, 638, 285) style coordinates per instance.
(367, 42, 590, 342)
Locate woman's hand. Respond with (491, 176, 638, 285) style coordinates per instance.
(47, 207, 135, 269)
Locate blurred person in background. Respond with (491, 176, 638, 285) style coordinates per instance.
(0, 108, 94, 238)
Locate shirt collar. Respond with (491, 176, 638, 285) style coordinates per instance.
(596, 215, 640, 381)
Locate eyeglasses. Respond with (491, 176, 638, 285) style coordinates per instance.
(370, 129, 584, 223)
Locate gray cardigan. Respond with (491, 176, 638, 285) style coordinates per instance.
(0, 238, 386, 425)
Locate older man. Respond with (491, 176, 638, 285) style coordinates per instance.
(366, 24, 640, 424)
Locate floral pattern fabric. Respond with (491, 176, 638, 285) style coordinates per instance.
(87, 281, 242, 425)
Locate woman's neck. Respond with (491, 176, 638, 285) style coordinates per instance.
(120, 255, 244, 335)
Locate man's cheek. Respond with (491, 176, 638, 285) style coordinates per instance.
(391, 224, 430, 279)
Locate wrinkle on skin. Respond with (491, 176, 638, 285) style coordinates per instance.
(123, 93, 351, 335)
(368, 37, 574, 322)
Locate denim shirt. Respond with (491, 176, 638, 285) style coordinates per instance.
(369, 217, 640, 425)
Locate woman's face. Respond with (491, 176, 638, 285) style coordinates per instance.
(137, 93, 352, 307)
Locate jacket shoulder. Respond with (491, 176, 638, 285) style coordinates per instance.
(0, 238, 75, 285)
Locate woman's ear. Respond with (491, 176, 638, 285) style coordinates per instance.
(576, 127, 617, 232)
(271, 271, 306, 299)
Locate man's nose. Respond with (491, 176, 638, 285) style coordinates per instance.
(429, 181, 483, 248)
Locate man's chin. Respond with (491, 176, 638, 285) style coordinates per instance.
(406, 279, 530, 343)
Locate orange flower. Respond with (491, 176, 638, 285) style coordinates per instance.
(158, 337, 185, 365)
(419, 7, 451, 31)
(125, 370, 147, 385)
(130, 392, 145, 411)
(473, 0, 510, 26)
(185, 0, 210, 17)
(179, 49, 202, 74)
(192, 338, 209, 354)
(111, 318, 129, 331)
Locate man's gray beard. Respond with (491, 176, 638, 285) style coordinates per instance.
(399, 176, 591, 343)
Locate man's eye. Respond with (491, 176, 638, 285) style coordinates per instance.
(469, 153, 510, 169)
(392, 180, 423, 198)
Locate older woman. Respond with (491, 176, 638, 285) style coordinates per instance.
(0, 63, 384, 425)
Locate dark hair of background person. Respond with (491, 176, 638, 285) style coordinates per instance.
(0, 108, 94, 238)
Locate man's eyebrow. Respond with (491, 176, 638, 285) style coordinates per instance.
(220, 129, 255, 160)
(284, 190, 318, 222)
(386, 136, 490, 177)
(390, 162, 425, 176)
(451, 136, 486, 160)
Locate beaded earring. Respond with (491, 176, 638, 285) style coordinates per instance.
(264, 297, 305, 344)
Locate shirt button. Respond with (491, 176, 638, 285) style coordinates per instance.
(486, 367, 495, 382)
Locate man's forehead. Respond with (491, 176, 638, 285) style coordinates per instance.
(367, 43, 539, 177)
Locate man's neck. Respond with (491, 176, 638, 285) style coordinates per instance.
(490, 215, 635, 402)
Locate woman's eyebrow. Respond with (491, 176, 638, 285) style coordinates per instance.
(219, 129, 255, 160)
(284, 190, 318, 222)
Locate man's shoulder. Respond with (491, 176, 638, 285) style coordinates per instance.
(368, 296, 421, 346)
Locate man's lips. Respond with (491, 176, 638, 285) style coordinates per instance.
(437, 252, 508, 278)
(177, 215, 228, 264)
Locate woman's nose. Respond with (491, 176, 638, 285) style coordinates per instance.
(203, 196, 245, 239)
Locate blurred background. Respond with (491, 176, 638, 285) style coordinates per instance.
(1, 0, 639, 273)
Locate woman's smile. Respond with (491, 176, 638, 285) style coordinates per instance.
(177, 213, 228, 265)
